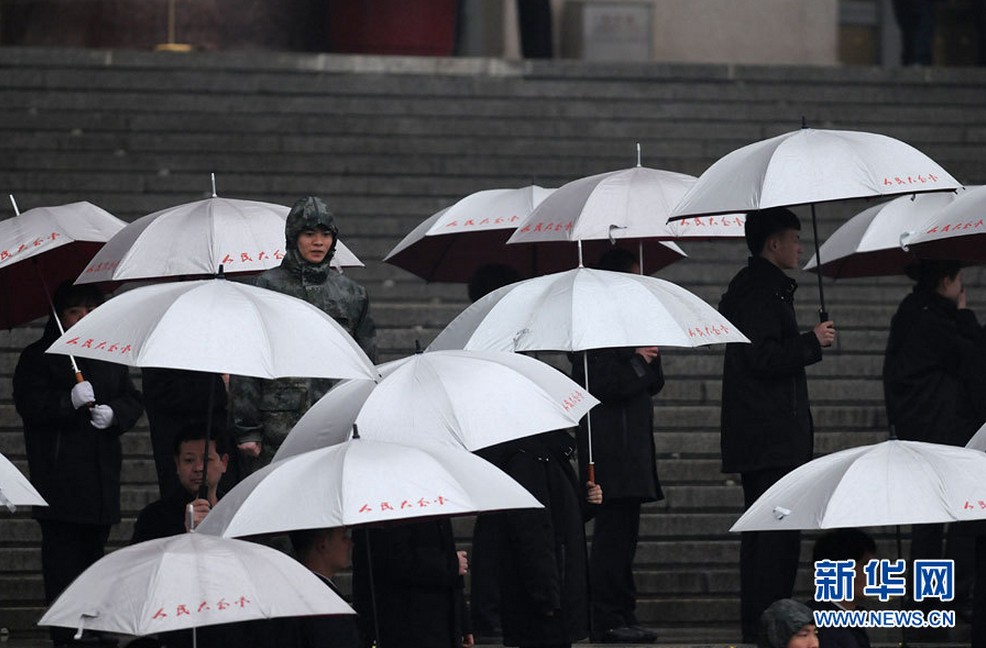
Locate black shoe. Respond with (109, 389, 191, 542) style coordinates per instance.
(629, 625, 658, 642)
(597, 626, 656, 644)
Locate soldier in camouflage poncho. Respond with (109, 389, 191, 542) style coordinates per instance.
(230, 196, 377, 472)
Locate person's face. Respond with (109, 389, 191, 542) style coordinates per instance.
(767, 229, 803, 270)
(324, 527, 353, 574)
(296, 228, 334, 264)
(939, 270, 964, 303)
(59, 304, 93, 330)
(852, 552, 876, 604)
(175, 440, 228, 494)
(786, 624, 819, 648)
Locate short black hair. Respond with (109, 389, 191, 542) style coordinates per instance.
(596, 247, 637, 273)
(289, 527, 337, 559)
(812, 528, 877, 563)
(904, 259, 963, 292)
(53, 279, 103, 315)
(468, 263, 520, 302)
(172, 421, 231, 457)
(744, 207, 801, 257)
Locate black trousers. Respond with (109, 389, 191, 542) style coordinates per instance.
(469, 515, 501, 634)
(589, 500, 642, 634)
(38, 519, 111, 643)
(739, 468, 801, 643)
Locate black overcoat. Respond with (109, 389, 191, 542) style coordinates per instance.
(718, 257, 821, 474)
(883, 288, 986, 445)
(571, 347, 664, 501)
(13, 317, 143, 525)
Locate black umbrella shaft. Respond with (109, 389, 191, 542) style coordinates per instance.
(197, 376, 216, 502)
(810, 203, 829, 322)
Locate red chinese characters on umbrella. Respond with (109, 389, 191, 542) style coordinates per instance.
(442, 215, 522, 230)
(150, 596, 252, 622)
(62, 336, 133, 356)
(561, 390, 585, 412)
(672, 216, 744, 229)
(0, 231, 61, 264)
(687, 323, 733, 339)
(220, 249, 285, 265)
(514, 220, 574, 235)
(963, 500, 986, 510)
(881, 173, 940, 187)
(358, 496, 449, 514)
(924, 219, 985, 235)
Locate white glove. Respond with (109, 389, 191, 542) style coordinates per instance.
(71, 381, 95, 409)
(89, 404, 115, 430)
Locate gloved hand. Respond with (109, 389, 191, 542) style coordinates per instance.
(70, 381, 95, 409)
(89, 404, 115, 430)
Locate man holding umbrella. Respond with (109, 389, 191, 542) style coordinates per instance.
(231, 195, 377, 472)
(718, 208, 835, 642)
(13, 280, 143, 647)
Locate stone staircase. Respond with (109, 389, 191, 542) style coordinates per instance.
(2, 46, 986, 643)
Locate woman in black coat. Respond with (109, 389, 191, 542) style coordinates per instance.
(487, 430, 599, 648)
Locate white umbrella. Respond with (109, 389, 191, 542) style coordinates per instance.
(383, 184, 686, 280)
(38, 532, 353, 639)
(44, 278, 375, 381)
(76, 184, 361, 285)
(904, 184, 986, 263)
(730, 439, 986, 532)
(0, 198, 125, 329)
(383, 185, 555, 282)
(965, 421, 986, 452)
(273, 350, 599, 461)
(197, 437, 543, 538)
(507, 164, 744, 247)
(0, 451, 47, 512)
(427, 267, 749, 353)
(802, 190, 965, 278)
(670, 127, 962, 316)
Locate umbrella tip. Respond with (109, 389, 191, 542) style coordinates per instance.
(414, 340, 423, 354)
(216, 264, 226, 279)
(888, 424, 898, 441)
(352, 424, 360, 440)
(801, 115, 808, 129)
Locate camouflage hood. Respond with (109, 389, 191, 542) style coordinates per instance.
(282, 195, 339, 282)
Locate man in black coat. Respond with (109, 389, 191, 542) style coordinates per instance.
(13, 281, 143, 646)
(883, 259, 986, 615)
(718, 208, 835, 642)
(487, 430, 600, 648)
(569, 248, 662, 644)
(351, 519, 469, 648)
(131, 425, 230, 543)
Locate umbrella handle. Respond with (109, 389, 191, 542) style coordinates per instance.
(818, 309, 829, 323)
(587, 463, 595, 484)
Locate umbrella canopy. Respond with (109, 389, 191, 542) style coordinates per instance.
(427, 267, 749, 353)
(730, 439, 986, 531)
(0, 200, 125, 328)
(383, 185, 686, 281)
(0, 451, 47, 512)
(76, 195, 361, 285)
(904, 184, 986, 262)
(38, 532, 353, 638)
(197, 438, 543, 538)
(802, 191, 964, 278)
(671, 127, 961, 218)
(273, 350, 599, 461)
(507, 165, 745, 246)
(965, 421, 986, 452)
(44, 278, 375, 380)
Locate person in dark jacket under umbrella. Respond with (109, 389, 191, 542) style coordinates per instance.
(13, 280, 143, 647)
(230, 195, 377, 474)
(718, 207, 836, 642)
(883, 259, 986, 619)
(486, 430, 602, 648)
(569, 248, 662, 644)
